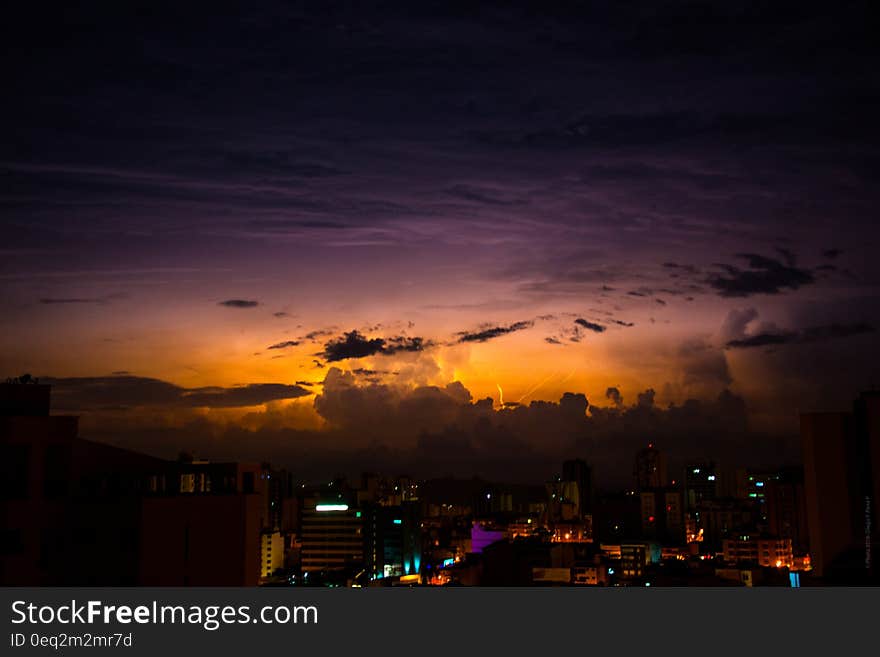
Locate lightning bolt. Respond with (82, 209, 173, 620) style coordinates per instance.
(496, 383, 504, 407)
(517, 370, 559, 403)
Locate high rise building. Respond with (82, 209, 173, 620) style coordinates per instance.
(765, 467, 808, 554)
(364, 502, 421, 580)
(684, 462, 718, 510)
(801, 393, 879, 581)
(639, 489, 684, 543)
(300, 502, 364, 574)
(562, 458, 594, 516)
(633, 444, 667, 491)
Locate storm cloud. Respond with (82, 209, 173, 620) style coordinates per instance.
(322, 330, 428, 362)
(726, 322, 875, 349)
(707, 254, 815, 297)
(41, 375, 310, 410)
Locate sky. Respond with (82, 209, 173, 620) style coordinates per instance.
(2, 1, 878, 484)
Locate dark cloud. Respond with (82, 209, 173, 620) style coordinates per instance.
(609, 319, 635, 327)
(574, 318, 606, 333)
(273, 311, 289, 318)
(678, 338, 732, 388)
(322, 330, 428, 362)
(303, 329, 334, 341)
(308, 371, 762, 486)
(218, 299, 259, 308)
(246, 219, 351, 233)
(456, 320, 534, 343)
(39, 297, 107, 305)
(545, 336, 563, 345)
(823, 248, 843, 259)
(775, 247, 797, 267)
(223, 151, 345, 178)
(41, 375, 310, 410)
(707, 254, 815, 297)
(637, 389, 656, 408)
(725, 322, 874, 349)
(663, 262, 699, 275)
(182, 383, 311, 407)
(267, 340, 299, 350)
(445, 184, 524, 206)
(65, 372, 779, 489)
(605, 387, 623, 407)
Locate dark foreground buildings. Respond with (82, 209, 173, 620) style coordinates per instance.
(0, 381, 280, 585)
(801, 391, 879, 582)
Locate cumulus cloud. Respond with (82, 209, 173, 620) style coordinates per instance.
(719, 307, 759, 343)
(605, 387, 623, 406)
(54, 369, 772, 488)
(678, 338, 732, 388)
(637, 389, 656, 408)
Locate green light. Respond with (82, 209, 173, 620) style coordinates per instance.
(356, 511, 362, 518)
(393, 519, 402, 525)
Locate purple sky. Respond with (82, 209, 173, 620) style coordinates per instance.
(1, 1, 878, 483)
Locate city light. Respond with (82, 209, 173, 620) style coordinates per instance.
(315, 504, 349, 512)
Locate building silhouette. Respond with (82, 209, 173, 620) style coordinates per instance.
(801, 391, 879, 582)
(634, 444, 667, 491)
(1, 382, 267, 586)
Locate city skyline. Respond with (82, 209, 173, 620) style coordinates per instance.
(4, 379, 876, 586)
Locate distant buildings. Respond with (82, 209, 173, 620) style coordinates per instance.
(684, 462, 718, 510)
(721, 535, 793, 569)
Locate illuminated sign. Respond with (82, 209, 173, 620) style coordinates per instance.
(442, 558, 455, 567)
(393, 518, 402, 525)
(315, 504, 349, 512)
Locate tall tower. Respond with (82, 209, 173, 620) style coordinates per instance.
(633, 443, 667, 492)
(562, 458, 594, 515)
